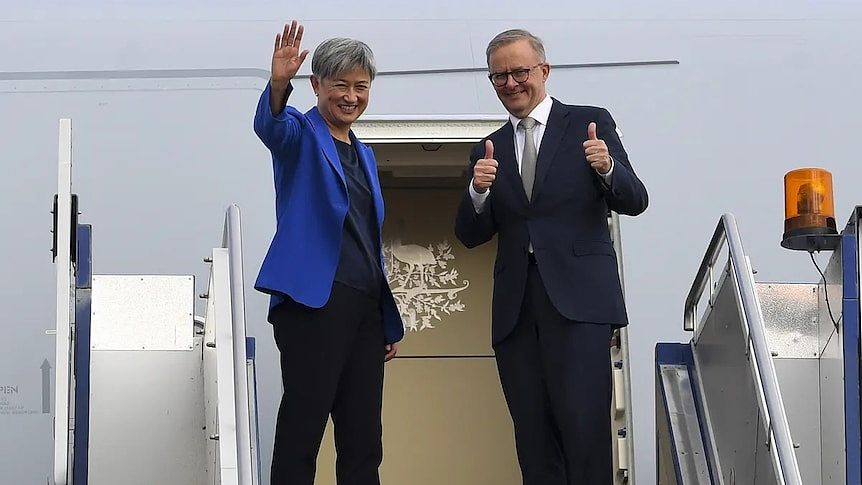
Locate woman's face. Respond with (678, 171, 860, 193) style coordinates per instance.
(312, 66, 371, 134)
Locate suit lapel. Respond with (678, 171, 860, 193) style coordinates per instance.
(306, 107, 346, 185)
(532, 100, 569, 201)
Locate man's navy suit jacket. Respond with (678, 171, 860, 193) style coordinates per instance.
(455, 100, 648, 345)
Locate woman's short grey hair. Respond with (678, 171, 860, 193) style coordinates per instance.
(311, 37, 377, 82)
(486, 29, 546, 66)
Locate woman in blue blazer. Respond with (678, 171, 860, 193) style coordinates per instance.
(253, 20, 404, 485)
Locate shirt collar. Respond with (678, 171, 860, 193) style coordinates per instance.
(509, 94, 553, 130)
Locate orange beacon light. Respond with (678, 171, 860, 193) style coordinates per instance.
(781, 168, 839, 251)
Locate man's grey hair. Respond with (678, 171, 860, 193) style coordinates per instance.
(485, 29, 547, 66)
(311, 37, 377, 82)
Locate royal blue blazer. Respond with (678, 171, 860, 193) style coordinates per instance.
(253, 82, 404, 344)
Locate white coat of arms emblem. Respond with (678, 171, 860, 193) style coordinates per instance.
(383, 239, 470, 332)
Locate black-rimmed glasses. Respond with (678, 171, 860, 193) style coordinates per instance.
(488, 64, 543, 87)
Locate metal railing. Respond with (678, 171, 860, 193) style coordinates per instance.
(203, 204, 256, 485)
(683, 213, 802, 485)
(221, 204, 255, 485)
(52, 118, 74, 485)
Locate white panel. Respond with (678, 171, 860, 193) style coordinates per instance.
(91, 275, 194, 351)
(87, 340, 206, 485)
(757, 283, 819, 359)
(353, 118, 506, 143)
(246, 359, 260, 485)
(773, 358, 822, 485)
(224, 205, 254, 485)
(613, 367, 625, 414)
(659, 364, 711, 482)
(208, 248, 240, 485)
(819, 250, 846, 485)
(819, 328, 845, 485)
(617, 436, 629, 470)
(53, 118, 73, 485)
(203, 283, 220, 485)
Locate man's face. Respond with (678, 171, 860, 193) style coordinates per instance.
(488, 39, 549, 119)
(312, 66, 371, 133)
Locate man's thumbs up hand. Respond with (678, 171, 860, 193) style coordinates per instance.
(587, 121, 598, 141)
(583, 122, 611, 175)
(472, 139, 498, 194)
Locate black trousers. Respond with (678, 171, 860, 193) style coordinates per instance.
(270, 283, 385, 485)
(494, 263, 613, 485)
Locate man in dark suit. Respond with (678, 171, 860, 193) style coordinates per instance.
(455, 29, 648, 484)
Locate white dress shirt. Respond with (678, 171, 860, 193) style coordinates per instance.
(470, 95, 613, 213)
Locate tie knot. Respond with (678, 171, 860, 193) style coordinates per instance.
(519, 117, 537, 131)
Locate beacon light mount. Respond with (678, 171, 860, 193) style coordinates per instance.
(781, 167, 840, 252)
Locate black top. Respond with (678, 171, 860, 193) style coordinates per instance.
(332, 137, 383, 298)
